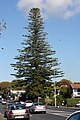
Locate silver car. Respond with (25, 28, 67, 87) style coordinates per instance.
(5, 103, 30, 120)
(29, 102, 46, 113)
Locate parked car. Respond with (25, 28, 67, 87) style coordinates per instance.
(75, 102, 80, 107)
(66, 110, 80, 120)
(25, 100, 33, 107)
(20, 101, 26, 105)
(1, 99, 7, 105)
(5, 103, 30, 120)
(29, 102, 46, 113)
(4, 101, 13, 117)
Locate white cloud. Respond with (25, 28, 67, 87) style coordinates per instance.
(17, 0, 44, 13)
(17, 0, 80, 19)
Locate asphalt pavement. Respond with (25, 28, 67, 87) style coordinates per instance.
(0, 103, 6, 120)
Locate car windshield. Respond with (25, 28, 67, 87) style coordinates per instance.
(26, 100, 32, 103)
(34, 103, 44, 106)
(39, 103, 45, 105)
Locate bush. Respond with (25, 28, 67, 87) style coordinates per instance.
(45, 97, 54, 105)
(45, 95, 65, 106)
(56, 95, 64, 106)
(66, 98, 80, 107)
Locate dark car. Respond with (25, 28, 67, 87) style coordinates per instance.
(66, 110, 80, 120)
(4, 102, 13, 117)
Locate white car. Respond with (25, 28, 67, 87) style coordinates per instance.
(5, 103, 30, 120)
(75, 103, 80, 107)
(25, 100, 33, 107)
(29, 102, 46, 113)
(20, 101, 26, 105)
(2, 100, 7, 105)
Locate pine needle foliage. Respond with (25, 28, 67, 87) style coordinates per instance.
(11, 8, 64, 100)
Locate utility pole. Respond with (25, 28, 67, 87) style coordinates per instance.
(54, 81, 57, 107)
(53, 69, 57, 107)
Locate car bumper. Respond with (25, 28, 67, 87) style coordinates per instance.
(34, 109, 46, 112)
(7, 114, 30, 120)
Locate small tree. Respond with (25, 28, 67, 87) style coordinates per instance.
(0, 82, 11, 98)
(11, 8, 64, 100)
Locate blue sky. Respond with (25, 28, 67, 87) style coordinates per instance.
(0, 0, 80, 83)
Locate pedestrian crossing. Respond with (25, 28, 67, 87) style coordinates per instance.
(47, 109, 72, 118)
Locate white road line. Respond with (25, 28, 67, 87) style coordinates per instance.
(47, 109, 72, 118)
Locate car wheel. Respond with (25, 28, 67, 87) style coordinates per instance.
(29, 109, 32, 113)
(42, 111, 46, 114)
(27, 118, 30, 120)
(30, 109, 34, 113)
(44, 111, 46, 114)
(4, 112, 7, 118)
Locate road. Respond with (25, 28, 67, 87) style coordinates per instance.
(30, 113, 65, 120)
(0, 103, 79, 120)
(29, 107, 71, 120)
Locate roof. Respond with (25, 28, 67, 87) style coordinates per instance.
(71, 84, 80, 89)
(11, 90, 25, 92)
(10, 90, 26, 94)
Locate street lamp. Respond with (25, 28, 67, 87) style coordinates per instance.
(51, 80, 57, 107)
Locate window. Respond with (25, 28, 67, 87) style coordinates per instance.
(77, 89, 80, 92)
(67, 112, 80, 120)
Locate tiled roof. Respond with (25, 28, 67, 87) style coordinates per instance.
(71, 84, 80, 88)
(12, 90, 25, 92)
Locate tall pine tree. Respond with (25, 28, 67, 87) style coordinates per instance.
(11, 8, 64, 100)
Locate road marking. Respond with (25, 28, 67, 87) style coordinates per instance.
(30, 114, 32, 117)
(47, 109, 64, 113)
(47, 109, 72, 118)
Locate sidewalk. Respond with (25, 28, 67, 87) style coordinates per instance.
(0, 112, 6, 120)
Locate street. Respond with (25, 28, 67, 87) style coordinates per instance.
(0, 103, 78, 120)
(30, 113, 65, 120)
(30, 106, 80, 120)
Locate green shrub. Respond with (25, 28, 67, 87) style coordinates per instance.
(66, 98, 80, 107)
(56, 95, 64, 106)
(45, 95, 65, 106)
(45, 97, 54, 105)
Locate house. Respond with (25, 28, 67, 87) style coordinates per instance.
(70, 84, 80, 98)
(10, 90, 26, 101)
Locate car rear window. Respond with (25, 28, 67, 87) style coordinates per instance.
(39, 103, 44, 105)
(34, 103, 38, 106)
(34, 103, 44, 106)
(11, 105, 26, 110)
(26, 100, 32, 103)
